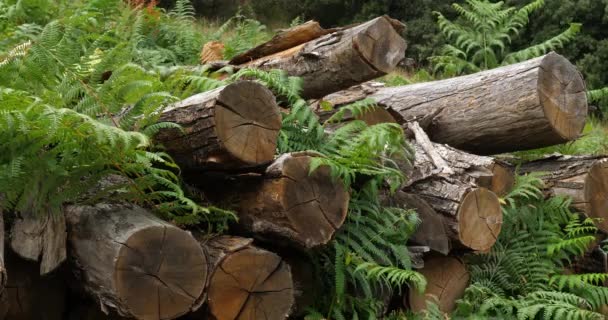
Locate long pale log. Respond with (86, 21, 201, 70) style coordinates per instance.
(519, 155, 608, 232)
(200, 236, 294, 320)
(200, 152, 350, 248)
(407, 255, 470, 314)
(156, 80, 281, 171)
(0, 250, 67, 320)
(322, 53, 588, 154)
(240, 16, 407, 99)
(65, 203, 207, 320)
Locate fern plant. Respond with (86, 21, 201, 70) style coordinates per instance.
(432, 0, 581, 76)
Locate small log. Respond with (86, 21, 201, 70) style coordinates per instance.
(0, 250, 67, 320)
(200, 41, 225, 64)
(201, 152, 350, 249)
(156, 80, 282, 171)
(519, 155, 608, 232)
(229, 20, 336, 65)
(65, 203, 207, 320)
(326, 53, 588, 154)
(10, 210, 66, 275)
(407, 255, 470, 314)
(202, 236, 294, 320)
(240, 16, 407, 99)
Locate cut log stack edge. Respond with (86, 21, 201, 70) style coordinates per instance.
(0, 15, 603, 320)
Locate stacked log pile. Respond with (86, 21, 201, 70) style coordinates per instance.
(1, 15, 602, 320)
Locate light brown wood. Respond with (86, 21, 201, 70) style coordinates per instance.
(202, 236, 294, 320)
(229, 20, 334, 65)
(156, 80, 281, 171)
(407, 255, 469, 314)
(0, 250, 67, 320)
(10, 210, 66, 275)
(240, 16, 406, 99)
(331, 53, 588, 154)
(519, 155, 608, 231)
(200, 41, 225, 64)
(65, 203, 207, 320)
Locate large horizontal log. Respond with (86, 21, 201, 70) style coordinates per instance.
(65, 203, 207, 320)
(518, 155, 608, 232)
(200, 152, 350, 249)
(239, 16, 407, 99)
(200, 236, 294, 320)
(156, 80, 282, 171)
(407, 255, 470, 314)
(318, 53, 588, 154)
(0, 250, 67, 320)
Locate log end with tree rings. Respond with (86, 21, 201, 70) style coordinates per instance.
(585, 159, 608, 232)
(488, 162, 515, 197)
(457, 188, 502, 252)
(113, 226, 208, 320)
(538, 52, 588, 142)
(207, 246, 294, 320)
(353, 16, 407, 74)
(407, 256, 470, 313)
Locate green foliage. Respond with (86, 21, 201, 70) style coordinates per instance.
(432, 0, 581, 76)
(208, 12, 269, 59)
(453, 173, 608, 320)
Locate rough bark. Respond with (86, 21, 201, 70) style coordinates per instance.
(10, 210, 66, 275)
(407, 255, 470, 314)
(0, 250, 67, 320)
(239, 16, 407, 99)
(200, 236, 294, 320)
(155, 80, 282, 171)
(399, 123, 504, 252)
(325, 53, 588, 154)
(65, 203, 207, 320)
(201, 152, 350, 249)
(518, 155, 608, 232)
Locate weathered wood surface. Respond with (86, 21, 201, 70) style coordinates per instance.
(201, 236, 294, 320)
(201, 152, 350, 249)
(407, 255, 470, 314)
(518, 155, 608, 231)
(240, 16, 407, 99)
(321, 53, 588, 154)
(156, 80, 281, 171)
(200, 41, 225, 64)
(65, 203, 207, 320)
(400, 123, 503, 252)
(0, 250, 67, 320)
(10, 210, 66, 275)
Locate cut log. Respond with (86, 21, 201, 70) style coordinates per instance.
(202, 236, 294, 320)
(201, 152, 350, 249)
(200, 41, 225, 64)
(155, 80, 282, 171)
(239, 16, 407, 99)
(10, 210, 66, 275)
(65, 203, 207, 320)
(229, 20, 336, 65)
(407, 255, 470, 313)
(0, 250, 67, 320)
(518, 155, 608, 231)
(325, 53, 588, 154)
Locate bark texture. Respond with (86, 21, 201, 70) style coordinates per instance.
(65, 203, 207, 320)
(156, 80, 282, 171)
(518, 155, 608, 231)
(407, 255, 470, 314)
(202, 236, 294, 320)
(240, 16, 407, 99)
(325, 53, 588, 154)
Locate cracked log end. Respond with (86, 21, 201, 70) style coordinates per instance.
(252, 152, 350, 248)
(585, 160, 608, 232)
(457, 188, 502, 252)
(407, 256, 469, 314)
(114, 226, 208, 320)
(215, 81, 282, 165)
(207, 246, 294, 320)
(353, 16, 407, 74)
(539, 52, 587, 141)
